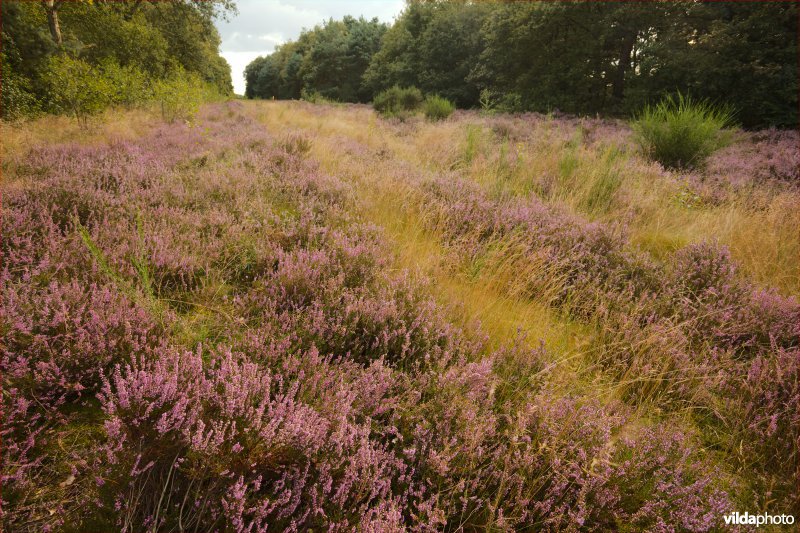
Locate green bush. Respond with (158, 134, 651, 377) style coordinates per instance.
(423, 95, 455, 121)
(300, 88, 337, 105)
(479, 88, 494, 113)
(398, 86, 423, 111)
(42, 55, 113, 124)
(99, 60, 152, 109)
(632, 93, 734, 170)
(153, 69, 208, 123)
(496, 93, 523, 114)
(1, 61, 40, 121)
(372, 86, 423, 118)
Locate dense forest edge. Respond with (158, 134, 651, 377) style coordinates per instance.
(1, 0, 235, 123)
(244, 1, 798, 129)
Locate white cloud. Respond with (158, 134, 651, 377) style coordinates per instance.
(220, 51, 270, 95)
(216, 0, 404, 94)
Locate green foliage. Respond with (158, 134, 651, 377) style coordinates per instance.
(478, 89, 494, 113)
(245, 16, 386, 102)
(631, 2, 797, 128)
(423, 95, 454, 121)
(363, 1, 489, 107)
(495, 93, 524, 114)
(153, 70, 207, 123)
(42, 55, 113, 123)
(580, 150, 623, 214)
(300, 88, 333, 104)
(1, 0, 234, 122)
(98, 59, 152, 108)
(633, 93, 735, 170)
(372, 86, 423, 118)
(4, 0, 795, 128)
(474, 2, 795, 127)
(1, 59, 41, 121)
(241, 2, 795, 128)
(463, 125, 482, 165)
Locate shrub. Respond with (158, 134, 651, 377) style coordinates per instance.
(98, 347, 408, 531)
(372, 86, 423, 118)
(1, 59, 40, 121)
(633, 93, 734, 170)
(152, 69, 208, 123)
(300, 88, 334, 105)
(496, 92, 524, 113)
(98, 59, 152, 109)
(479, 88, 494, 113)
(42, 55, 113, 125)
(423, 95, 454, 121)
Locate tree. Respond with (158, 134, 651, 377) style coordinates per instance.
(41, 0, 64, 45)
(364, 1, 489, 107)
(632, 1, 798, 128)
(245, 16, 386, 102)
(2, 0, 236, 120)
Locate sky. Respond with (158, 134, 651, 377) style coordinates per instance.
(216, 0, 405, 95)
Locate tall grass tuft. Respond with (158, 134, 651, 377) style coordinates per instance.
(372, 86, 423, 119)
(633, 93, 734, 170)
(423, 95, 455, 121)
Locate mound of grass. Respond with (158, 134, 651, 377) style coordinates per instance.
(633, 93, 734, 170)
(423, 95, 455, 121)
(372, 86, 423, 119)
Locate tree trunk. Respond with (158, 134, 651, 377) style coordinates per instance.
(612, 31, 636, 101)
(42, 0, 63, 46)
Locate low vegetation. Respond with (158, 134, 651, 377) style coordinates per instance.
(2, 99, 797, 531)
(633, 93, 734, 170)
(423, 95, 456, 121)
(372, 85, 423, 119)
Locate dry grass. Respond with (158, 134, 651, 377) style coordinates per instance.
(255, 102, 589, 362)
(1, 107, 159, 168)
(269, 102, 800, 296)
(247, 100, 798, 438)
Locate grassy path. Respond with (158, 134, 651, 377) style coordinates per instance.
(253, 102, 595, 373)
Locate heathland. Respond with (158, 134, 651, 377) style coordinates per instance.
(2, 100, 797, 531)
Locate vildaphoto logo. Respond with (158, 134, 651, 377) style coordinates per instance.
(723, 512, 795, 528)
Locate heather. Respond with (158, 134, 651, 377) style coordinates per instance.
(2, 101, 798, 531)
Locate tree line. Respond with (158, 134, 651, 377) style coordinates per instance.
(245, 1, 797, 128)
(2, 0, 236, 121)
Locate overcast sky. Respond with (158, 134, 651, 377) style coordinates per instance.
(216, 0, 405, 95)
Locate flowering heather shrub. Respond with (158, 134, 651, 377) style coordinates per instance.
(421, 176, 799, 357)
(420, 175, 661, 315)
(96, 342, 730, 531)
(606, 425, 733, 532)
(98, 347, 410, 531)
(398, 384, 732, 531)
(710, 347, 800, 506)
(707, 128, 800, 187)
(1, 277, 163, 523)
(2, 279, 162, 408)
(235, 230, 472, 369)
(667, 243, 800, 355)
(415, 166, 798, 511)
